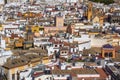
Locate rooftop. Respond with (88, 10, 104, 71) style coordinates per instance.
(102, 44, 114, 48)
(52, 68, 98, 76)
(2, 53, 41, 69)
(83, 47, 101, 55)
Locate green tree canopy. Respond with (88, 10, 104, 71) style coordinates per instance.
(90, 0, 114, 5)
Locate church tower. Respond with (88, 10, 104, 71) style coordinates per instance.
(87, 2, 93, 21)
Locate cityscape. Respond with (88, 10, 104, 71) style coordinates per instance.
(0, 0, 120, 80)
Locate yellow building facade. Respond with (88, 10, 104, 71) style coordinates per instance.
(87, 2, 93, 21)
(26, 25, 44, 33)
(0, 24, 3, 31)
(93, 16, 99, 23)
(93, 15, 104, 27)
(31, 26, 40, 33)
(102, 44, 116, 58)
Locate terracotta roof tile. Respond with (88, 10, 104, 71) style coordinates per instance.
(96, 68, 108, 79)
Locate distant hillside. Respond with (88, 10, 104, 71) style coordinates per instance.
(89, 0, 114, 5)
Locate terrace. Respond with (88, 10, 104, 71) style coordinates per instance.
(52, 68, 98, 76)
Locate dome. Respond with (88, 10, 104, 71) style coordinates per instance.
(103, 44, 113, 48)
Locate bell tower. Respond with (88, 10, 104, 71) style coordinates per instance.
(87, 2, 93, 21)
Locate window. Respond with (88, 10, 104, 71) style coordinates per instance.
(58, 75, 60, 77)
(45, 77, 49, 80)
(12, 74, 15, 80)
(109, 52, 113, 57)
(73, 49, 74, 52)
(17, 72, 20, 80)
(60, 45, 62, 47)
(54, 50, 57, 53)
(104, 53, 108, 57)
(84, 47, 86, 50)
(62, 75, 64, 77)
(34, 30, 36, 32)
(55, 45, 57, 47)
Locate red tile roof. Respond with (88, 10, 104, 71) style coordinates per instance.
(115, 46, 120, 51)
(95, 68, 108, 79)
(63, 42, 69, 46)
(51, 68, 108, 79)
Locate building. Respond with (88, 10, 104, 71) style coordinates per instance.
(6, 0, 27, 3)
(102, 44, 116, 58)
(55, 16, 64, 27)
(110, 10, 120, 24)
(91, 37, 108, 47)
(105, 64, 120, 80)
(44, 26, 67, 36)
(0, 49, 13, 65)
(92, 15, 104, 27)
(66, 0, 78, 3)
(2, 53, 41, 80)
(51, 68, 108, 80)
(67, 23, 93, 35)
(0, 36, 6, 49)
(86, 2, 93, 21)
(2, 49, 49, 80)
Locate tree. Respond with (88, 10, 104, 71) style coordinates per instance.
(90, 0, 114, 5)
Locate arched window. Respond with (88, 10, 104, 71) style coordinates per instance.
(109, 52, 113, 57)
(104, 52, 109, 57)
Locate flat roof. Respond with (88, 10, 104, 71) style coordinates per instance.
(52, 68, 98, 75)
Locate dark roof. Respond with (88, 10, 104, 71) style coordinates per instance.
(103, 44, 113, 48)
